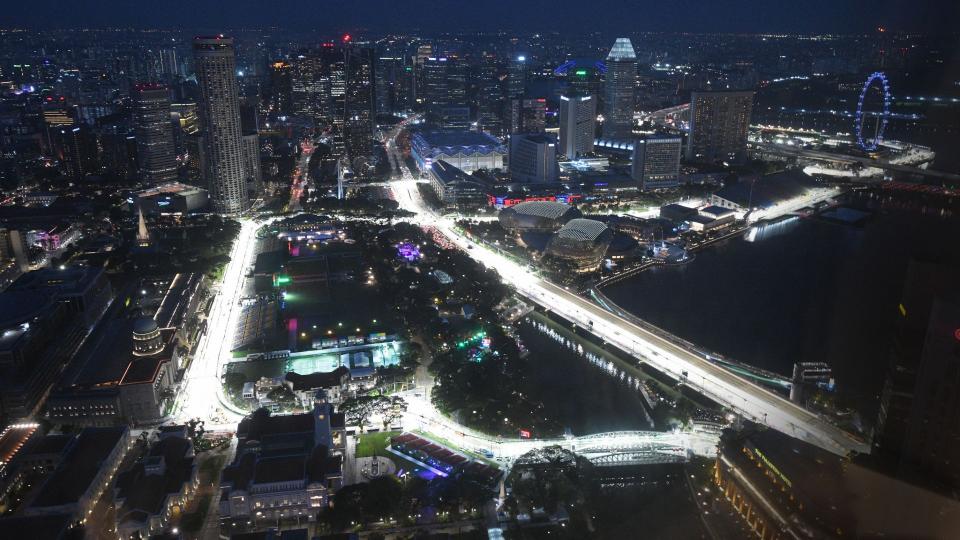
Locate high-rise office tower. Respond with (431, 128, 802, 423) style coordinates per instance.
(421, 57, 466, 109)
(157, 48, 179, 78)
(270, 60, 294, 116)
(292, 51, 325, 121)
(376, 39, 408, 115)
(631, 135, 682, 190)
(131, 83, 178, 184)
(875, 260, 960, 490)
(421, 56, 467, 128)
(477, 53, 504, 136)
(509, 134, 558, 184)
(602, 38, 636, 139)
(558, 93, 596, 158)
(241, 133, 262, 194)
(193, 36, 248, 215)
(507, 54, 527, 99)
(509, 97, 546, 134)
(54, 125, 99, 181)
(343, 44, 375, 160)
(686, 90, 754, 163)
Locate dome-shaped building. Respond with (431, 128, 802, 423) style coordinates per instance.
(132, 317, 162, 355)
(498, 201, 582, 233)
(546, 218, 614, 273)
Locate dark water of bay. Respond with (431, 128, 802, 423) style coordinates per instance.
(602, 190, 960, 422)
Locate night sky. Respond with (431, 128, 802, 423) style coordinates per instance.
(3, 0, 957, 34)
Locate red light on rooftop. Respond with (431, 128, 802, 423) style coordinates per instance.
(342, 33, 352, 43)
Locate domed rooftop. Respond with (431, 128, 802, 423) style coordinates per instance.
(554, 218, 613, 243)
(546, 219, 614, 273)
(132, 317, 159, 335)
(499, 201, 582, 233)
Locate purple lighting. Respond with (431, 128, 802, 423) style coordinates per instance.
(397, 242, 422, 262)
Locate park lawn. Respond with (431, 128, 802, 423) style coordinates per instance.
(356, 431, 433, 474)
(356, 431, 399, 458)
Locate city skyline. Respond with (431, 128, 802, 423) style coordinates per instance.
(0, 9, 958, 540)
(2, 0, 958, 34)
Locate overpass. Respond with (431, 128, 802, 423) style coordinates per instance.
(391, 179, 870, 457)
(400, 389, 719, 466)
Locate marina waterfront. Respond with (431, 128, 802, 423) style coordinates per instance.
(601, 190, 960, 422)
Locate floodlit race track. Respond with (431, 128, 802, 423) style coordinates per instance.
(174, 219, 258, 426)
(390, 179, 870, 457)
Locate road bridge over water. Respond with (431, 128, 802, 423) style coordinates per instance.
(391, 179, 871, 458)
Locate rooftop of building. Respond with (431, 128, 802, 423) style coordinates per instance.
(412, 130, 504, 151)
(237, 411, 316, 442)
(0, 423, 39, 467)
(19, 433, 74, 458)
(554, 218, 612, 243)
(67, 318, 175, 387)
(513, 133, 554, 145)
(29, 427, 127, 509)
(114, 436, 194, 523)
(606, 38, 636, 61)
(713, 171, 814, 209)
(8, 265, 103, 299)
(700, 205, 736, 217)
(0, 290, 56, 335)
(254, 455, 306, 484)
(431, 160, 486, 187)
(153, 272, 203, 329)
(502, 201, 577, 220)
(284, 366, 350, 392)
(0, 514, 78, 540)
(136, 182, 207, 199)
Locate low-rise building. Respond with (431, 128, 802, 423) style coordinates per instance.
(46, 317, 180, 427)
(20, 427, 130, 522)
(135, 182, 209, 215)
(545, 218, 614, 273)
(219, 394, 345, 525)
(410, 130, 506, 174)
(0, 266, 113, 423)
(428, 160, 489, 209)
(113, 427, 198, 539)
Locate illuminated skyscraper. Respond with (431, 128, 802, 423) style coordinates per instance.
(509, 97, 546, 134)
(631, 135, 681, 190)
(269, 60, 294, 116)
(477, 53, 504, 136)
(602, 38, 636, 139)
(292, 51, 326, 121)
(131, 83, 177, 184)
(558, 93, 596, 159)
(507, 54, 527, 99)
(343, 44, 375, 160)
(193, 36, 248, 215)
(510, 134, 558, 184)
(686, 90, 754, 163)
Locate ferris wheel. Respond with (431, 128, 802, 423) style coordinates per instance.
(854, 71, 892, 151)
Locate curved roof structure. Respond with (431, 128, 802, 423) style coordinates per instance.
(499, 201, 582, 232)
(411, 130, 506, 160)
(555, 218, 612, 243)
(133, 317, 159, 336)
(547, 219, 614, 273)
